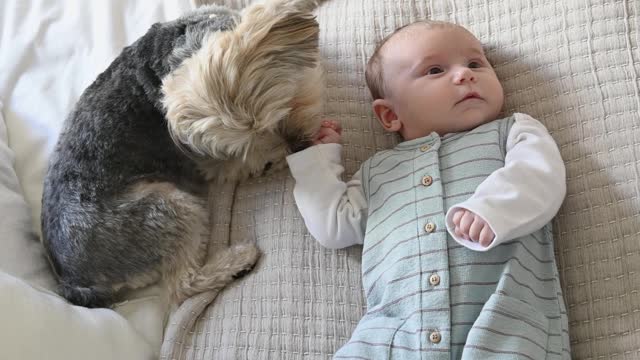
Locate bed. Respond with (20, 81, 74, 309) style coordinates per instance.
(1, 0, 638, 359)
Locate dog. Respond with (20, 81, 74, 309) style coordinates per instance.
(41, 0, 324, 308)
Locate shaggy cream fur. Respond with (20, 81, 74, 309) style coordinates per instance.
(163, 0, 324, 183)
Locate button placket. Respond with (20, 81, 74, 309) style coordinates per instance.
(412, 139, 447, 352)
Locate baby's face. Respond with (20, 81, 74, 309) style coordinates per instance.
(379, 25, 504, 139)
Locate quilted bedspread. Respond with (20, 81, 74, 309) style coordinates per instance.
(161, 0, 640, 359)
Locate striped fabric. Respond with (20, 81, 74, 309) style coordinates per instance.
(332, 117, 569, 360)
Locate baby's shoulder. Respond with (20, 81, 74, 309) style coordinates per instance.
(502, 112, 546, 126)
(504, 113, 549, 134)
(466, 114, 516, 136)
(481, 113, 525, 130)
(479, 112, 545, 137)
(361, 148, 394, 167)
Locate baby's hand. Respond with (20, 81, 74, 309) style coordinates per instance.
(313, 120, 342, 145)
(451, 209, 495, 247)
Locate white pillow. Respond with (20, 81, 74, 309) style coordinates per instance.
(0, 103, 166, 359)
(0, 101, 56, 290)
(0, 271, 156, 360)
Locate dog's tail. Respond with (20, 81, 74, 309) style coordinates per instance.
(59, 281, 114, 308)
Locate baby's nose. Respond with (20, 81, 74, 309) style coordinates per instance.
(453, 67, 476, 84)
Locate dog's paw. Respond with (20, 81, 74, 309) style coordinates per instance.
(173, 243, 260, 302)
(228, 243, 260, 278)
(232, 266, 255, 280)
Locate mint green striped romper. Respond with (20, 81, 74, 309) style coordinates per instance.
(333, 117, 570, 360)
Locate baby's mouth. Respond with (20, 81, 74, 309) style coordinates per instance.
(456, 91, 483, 104)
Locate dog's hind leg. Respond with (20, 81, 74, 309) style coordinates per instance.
(46, 180, 258, 308)
(172, 242, 260, 302)
(46, 181, 203, 308)
(133, 182, 260, 303)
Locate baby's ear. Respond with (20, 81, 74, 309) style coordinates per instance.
(373, 99, 401, 132)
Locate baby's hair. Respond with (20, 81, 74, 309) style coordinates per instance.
(365, 20, 464, 100)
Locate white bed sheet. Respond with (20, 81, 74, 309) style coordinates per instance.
(0, 0, 194, 237)
(0, 1, 196, 358)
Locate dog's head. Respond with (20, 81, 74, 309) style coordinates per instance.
(162, 1, 324, 183)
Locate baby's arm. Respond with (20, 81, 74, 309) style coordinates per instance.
(445, 113, 567, 251)
(286, 121, 367, 249)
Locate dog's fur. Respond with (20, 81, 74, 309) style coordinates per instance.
(41, 0, 323, 308)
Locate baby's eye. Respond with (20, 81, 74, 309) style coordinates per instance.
(468, 61, 482, 69)
(426, 66, 444, 75)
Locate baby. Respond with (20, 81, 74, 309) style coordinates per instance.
(287, 21, 570, 359)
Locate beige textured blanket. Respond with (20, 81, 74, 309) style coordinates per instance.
(161, 0, 640, 358)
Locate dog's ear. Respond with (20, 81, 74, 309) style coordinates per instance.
(262, 0, 322, 14)
(162, 2, 322, 161)
(238, 2, 320, 65)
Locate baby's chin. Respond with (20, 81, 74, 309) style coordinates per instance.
(450, 108, 500, 132)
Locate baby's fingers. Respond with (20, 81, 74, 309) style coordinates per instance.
(458, 211, 475, 239)
(451, 209, 465, 226)
(479, 226, 495, 247)
(322, 130, 342, 144)
(321, 120, 342, 134)
(313, 128, 341, 145)
(468, 215, 484, 241)
(312, 128, 330, 143)
(332, 122, 342, 135)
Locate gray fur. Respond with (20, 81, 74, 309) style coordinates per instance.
(41, 6, 245, 308)
(166, 7, 240, 71)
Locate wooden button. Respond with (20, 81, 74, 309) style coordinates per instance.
(429, 274, 441, 286)
(421, 175, 433, 186)
(425, 223, 436, 233)
(420, 145, 430, 152)
(429, 331, 441, 343)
